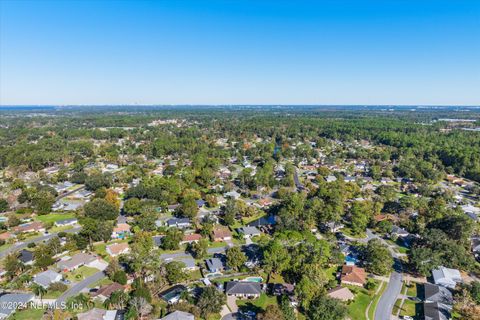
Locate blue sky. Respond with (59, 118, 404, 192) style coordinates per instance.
(0, 0, 479, 105)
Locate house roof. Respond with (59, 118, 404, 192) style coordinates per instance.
(77, 308, 107, 320)
(160, 310, 195, 320)
(113, 223, 130, 233)
(238, 226, 261, 236)
(167, 218, 191, 226)
(12, 221, 44, 233)
(92, 282, 124, 298)
(106, 243, 129, 255)
(327, 286, 355, 301)
(432, 266, 462, 287)
(55, 218, 78, 225)
(182, 234, 201, 242)
(33, 270, 62, 288)
(423, 302, 451, 320)
(0, 293, 34, 319)
(225, 281, 262, 295)
(341, 265, 366, 285)
(57, 253, 97, 270)
(213, 227, 232, 239)
(19, 249, 34, 263)
(424, 283, 453, 305)
(206, 258, 224, 271)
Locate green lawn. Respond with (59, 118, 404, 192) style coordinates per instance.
(393, 299, 402, 315)
(66, 266, 99, 282)
(399, 300, 417, 318)
(88, 277, 113, 289)
(236, 293, 277, 311)
(11, 308, 45, 320)
(406, 282, 419, 297)
(346, 281, 381, 320)
(36, 213, 76, 224)
(43, 290, 64, 299)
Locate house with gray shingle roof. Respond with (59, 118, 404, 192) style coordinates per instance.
(33, 270, 62, 288)
(160, 311, 195, 320)
(0, 293, 34, 319)
(206, 258, 224, 273)
(225, 281, 262, 298)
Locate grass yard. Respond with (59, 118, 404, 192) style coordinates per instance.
(347, 288, 371, 320)
(393, 299, 402, 315)
(88, 277, 113, 289)
(11, 308, 45, 320)
(406, 282, 419, 297)
(36, 213, 76, 224)
(399, 299, 417, 318)
(236, 293, 278, 311)
(66, 266, 99, 282)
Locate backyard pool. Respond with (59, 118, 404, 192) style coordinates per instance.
(243, 276, 263, 283)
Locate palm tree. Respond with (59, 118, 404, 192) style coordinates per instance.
(31, 283, 47, 303)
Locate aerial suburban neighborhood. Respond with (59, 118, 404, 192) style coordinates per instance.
(0, 106, 479, 320)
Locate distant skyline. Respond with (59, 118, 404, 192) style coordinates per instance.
(1, 0, 479, 105)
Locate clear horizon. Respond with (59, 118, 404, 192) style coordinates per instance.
(1, 0, 479, 105)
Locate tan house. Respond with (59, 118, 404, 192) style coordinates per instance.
(213, 227, 232, 242)
(327, 286, 355, 301)
(106, 243, 130, 257)
(340, 265, 367, 287)
(180, 233, 202, 244)
(12, 222, 45, 234)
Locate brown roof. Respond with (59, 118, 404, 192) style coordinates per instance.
(92, 282, 124, 298)
(328, 286, 355, 301)
(106, 242, 129, 255)
(341, 265, 366, 285)
(0, 232, 13, 240)
(213, 227, 232, 239)
(12, 221, 44, 233)
(113, 223, 130, 233)
(182, 234, 201, 242)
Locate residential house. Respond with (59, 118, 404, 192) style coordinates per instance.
(57, 253, 99, 272)
(340, 265, 367, 287)
(180, 233, 202, 245)
(153, 235, 164, 247)
(160, 285, 187, 304)
(111, 223, 131, 239)
(391, 226, 410, 238)
(423, 302, 451, 320)
(237, 226, 261, 239)
(179, 258, 198, 272)
(92, 282, 125, 301)
(54, 218, 78, 227)
(213, 227, 232, 242)
(12, 222, 45, 234)
(271, 283, 295, 296)
(327, 286, 355, 301)
(77, 308, 118, 320)
(167, 218, 191, 229)
(205, 258, 224, 273)
(225, 281, 262, 298)
(160, 310, 195, 320)
(424, 283, 453, 305)
(224, 191, 241, 200)
(432, 266, 462, 289)
(33, 270, 62, 288)
(0, 293, 34, 319)
(19, 249, 34, 265)
(106, 243, 130, 257)
(0, 232, 13, 241)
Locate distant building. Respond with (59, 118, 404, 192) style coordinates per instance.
(237, 226, 261, 238)
(205, 258, 224, 273)
(0, 293, 34, 319)
(213, 227, 232, 242)
(92, 282, 125, 301)
(12, 222, 45, 234)
(166, 218, 191, 229)
(57, 253, 99, 272)
(77, 308, 118, 320)
(423, 302, 451, 320)
(111, 223, 131, 239)
(106, 243, 130, 257)
(54, 218, 78, 227)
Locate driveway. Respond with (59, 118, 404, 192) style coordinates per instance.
(0, 227, 81, 259)
(56, 271, 105, 304)
(227, 295, 238, 313)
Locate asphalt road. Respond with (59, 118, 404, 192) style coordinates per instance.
(375, 269, 403, 320)
(0, 227, 81, 258)
(56, 270, 105, 304)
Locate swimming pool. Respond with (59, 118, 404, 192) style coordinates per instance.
(243, 276, 263, 283)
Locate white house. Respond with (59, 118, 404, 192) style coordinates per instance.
(432, 266, 462, 289)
